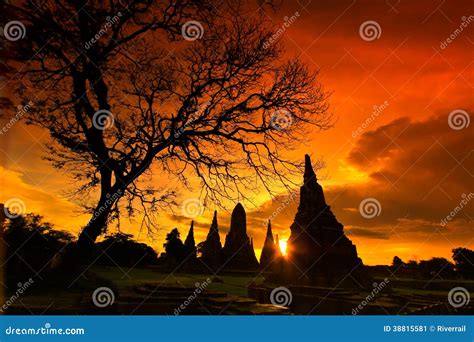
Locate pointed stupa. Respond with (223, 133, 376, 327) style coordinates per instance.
(259, 220, 280, 268)
(284, 154, 369, 287)
(229, 203, 247, 236)
(209, 210, 219, 236)
(222, 203, 259, 269)
(200, 211, 222, 266)
(249, 237, 258, 265)
(300, 154, 327, 212)
(184, 220, 196, 258)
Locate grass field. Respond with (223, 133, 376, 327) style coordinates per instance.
(5, 266, 473, 315)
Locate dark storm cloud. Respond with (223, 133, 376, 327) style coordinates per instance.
(254, 110, 473, 242)
(328, 110, 473, 231)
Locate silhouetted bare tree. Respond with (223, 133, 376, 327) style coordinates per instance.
(4, 0, 331, 250)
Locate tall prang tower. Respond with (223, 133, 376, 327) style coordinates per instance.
(285, 154, 368, 287)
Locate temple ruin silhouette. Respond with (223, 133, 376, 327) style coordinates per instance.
(195, 154, 367, 287)
(259, 220, 281, 269)
(282, 154, 368, 287)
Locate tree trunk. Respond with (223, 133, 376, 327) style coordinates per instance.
(77, 202, 112, 251)
(54, 195, 118, 273)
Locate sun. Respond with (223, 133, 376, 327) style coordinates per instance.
(279, 239, 288, 256)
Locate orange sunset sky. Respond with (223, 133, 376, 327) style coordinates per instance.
(1, 0, 473, 265)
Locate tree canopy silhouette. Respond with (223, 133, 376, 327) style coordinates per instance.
(4, 213, 74, 287)
(4, 0, 331, 250)
(163, 228, 186, 264)
(96, 232, 158, 266)
(452, 247, 474, 279)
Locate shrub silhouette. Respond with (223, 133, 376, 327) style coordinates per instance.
(96, 232, 158, 266)
(4, 214, 74, 288)
(452, 247, 474, 279)
(163, 228, 187, 264)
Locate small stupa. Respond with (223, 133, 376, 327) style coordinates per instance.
(221, 203, 259, 269)
(259, 220, 281, 269)
(200, 211, 222, 268)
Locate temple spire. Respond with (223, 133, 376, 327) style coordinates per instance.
(266, 220, 274, 242)
(259, 220, 280, 268)
(304, 154, 316, 182)
(201, 211, 222, 268)
(300, 154, 326, 209)
(209, 210, 218, 234)
(184, 220, 196, 258)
